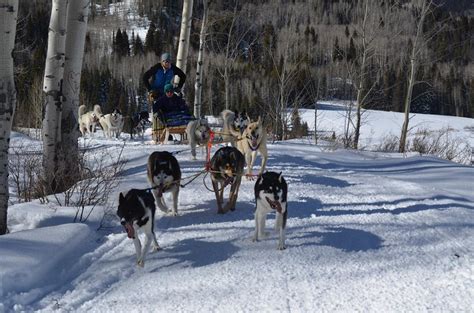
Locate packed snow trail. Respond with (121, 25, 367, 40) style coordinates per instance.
(2, 140, 473, 312)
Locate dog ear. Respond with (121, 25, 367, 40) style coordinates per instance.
(278, 172, 283, 183)
(257, 116, 262, 125)
(119, 192, 125, 203)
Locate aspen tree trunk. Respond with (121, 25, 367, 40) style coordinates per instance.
(223, 5, 237, 110)
(353, 1, 369, 150)
(57, 0, 90, 190)
(399, 56, 416, 153)
(399, 0, 430, 153)
(42, 0, 68, 193)
(0, 0, 18, 235)
(176, 0, 193, 82)
(194, 0, 208, 118)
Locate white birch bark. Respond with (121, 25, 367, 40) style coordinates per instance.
(176, 0, 193, 81)
(58, 0, 90, 189)
(353, 2, 369, 150)
(399, 0, 431, 153)
(0, 0, 18, 235)
(193, 0, 208, 118)
(42, 0, 68, 192)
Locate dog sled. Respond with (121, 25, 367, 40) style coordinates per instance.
(152, 111, 193, 144)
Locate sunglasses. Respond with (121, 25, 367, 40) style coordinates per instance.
(162, 60, 170, 64)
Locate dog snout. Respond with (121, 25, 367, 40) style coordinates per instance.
(120, 218, 126, 225)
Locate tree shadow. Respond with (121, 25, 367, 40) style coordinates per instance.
(287, 197, 323, 219)
(149, 237, 239, 271)
(296, 175, 353, 187)
(317, 195, 474, 217)
(291, 227, 384, 252)
(155, 199, 255, 230)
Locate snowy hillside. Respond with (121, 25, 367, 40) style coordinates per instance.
(1, 107, 473, 312)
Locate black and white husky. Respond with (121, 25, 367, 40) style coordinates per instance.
(147, 151, 181, 216)
(253, 171, 288, 250)
(131, 111, 151, 139)
(117, 189, 160, 267)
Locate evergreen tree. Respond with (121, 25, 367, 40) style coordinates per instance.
(346, 37, 356, 62)
(144, 23, 156, 53)
(121, 30, 130, 56)
(114, 28, 122, 55)
(133, 34, 145, 56)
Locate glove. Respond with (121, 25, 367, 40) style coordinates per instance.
(148, 91, 158, 102)
(174, 87, 183, 98)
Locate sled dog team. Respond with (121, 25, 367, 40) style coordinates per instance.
(117, 110, 288, 267)
(78, 104, 125, 139)
(79, 104, 150, 139)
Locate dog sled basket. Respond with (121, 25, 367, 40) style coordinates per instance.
(152, 111, 194, 143)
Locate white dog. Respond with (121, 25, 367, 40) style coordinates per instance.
(78, 104, 102, 137)
(237, 116, 268, 177)
(186, 118, 211, 160)
(100, 109, 124, 139)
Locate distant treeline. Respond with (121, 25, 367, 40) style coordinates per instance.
(12, 0, 474, 130)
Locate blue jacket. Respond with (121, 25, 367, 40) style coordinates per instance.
(143, 63, 186, 97)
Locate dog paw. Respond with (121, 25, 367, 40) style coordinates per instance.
(259, 232, 270, 239)
(223, 204, 233, 212)
(252, 236, 258, 242)
(245, 174, 254, 181)
(152, 245, 162, 252)
(137, 259, 145, 267)
(168, 211, 178, 217)
(277, 244, 287, 250)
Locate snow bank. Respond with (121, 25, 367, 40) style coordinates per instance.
(0, 224, 94, 306)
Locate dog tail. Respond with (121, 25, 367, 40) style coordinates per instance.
(93, 104, 103, 116)
(78, 104, 87, 117)
(220, 110, 240, 137)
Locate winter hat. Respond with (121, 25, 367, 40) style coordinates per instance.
(164, 83, 173, 93)
(161, 52, 171, 62)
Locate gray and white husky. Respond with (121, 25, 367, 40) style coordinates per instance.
(220, 110, 250, 146)
(147, 151, 181, 216)
(99, 109, 124, 139)
(186, 118, 211, 160)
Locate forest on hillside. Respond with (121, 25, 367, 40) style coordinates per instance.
(12, 0, 474, 135)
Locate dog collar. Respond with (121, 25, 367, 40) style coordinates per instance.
(247, 137, 260, 151)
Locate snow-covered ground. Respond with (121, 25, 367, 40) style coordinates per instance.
(301, 102, 474, 159)
(1, 106, 473, 312)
